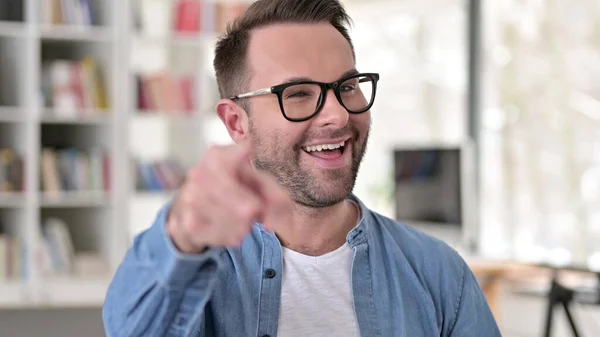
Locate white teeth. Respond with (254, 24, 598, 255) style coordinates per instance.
(304, 141, 346, 153)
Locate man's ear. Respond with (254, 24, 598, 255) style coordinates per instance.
(216, 99, 249, 143)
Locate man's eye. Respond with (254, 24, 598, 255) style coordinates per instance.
(341, 85, 356, 93)
(286, 91, 311, 99)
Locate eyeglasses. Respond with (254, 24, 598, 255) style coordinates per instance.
(229, 72, 380, 122)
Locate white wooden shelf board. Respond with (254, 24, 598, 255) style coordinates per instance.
(40, 191, 111, 208)
(134, 33, 205, 47)
(39, 25, 112, 42)
(40, 110, 113, 125)
(0, 277, 110, 309)
(0, 192, 27, 208)
(132, 111, 199, 124)
(0, 21, 28, 38)
(0, 106, 28, 123)
(0, 281, 30, 309)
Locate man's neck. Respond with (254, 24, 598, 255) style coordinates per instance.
(275, 199, 359, 256)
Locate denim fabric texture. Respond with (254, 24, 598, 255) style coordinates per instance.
(103, 195, 501, 337)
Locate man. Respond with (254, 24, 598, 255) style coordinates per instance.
(103, 0, 501, 336)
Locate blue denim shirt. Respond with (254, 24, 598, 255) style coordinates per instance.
(103, 195, 501, 337)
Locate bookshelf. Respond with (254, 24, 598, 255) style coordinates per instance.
(0, 0, 125, 309)
(125, 0, 248, 238)
(0, 0, 250, 309)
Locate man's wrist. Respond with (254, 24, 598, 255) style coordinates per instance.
(166, 210, 208, 255)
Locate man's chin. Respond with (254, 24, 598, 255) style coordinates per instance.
(294, 175, 356, 208)
(295, 192, 349, 209)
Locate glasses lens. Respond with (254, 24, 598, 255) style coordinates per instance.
(281, 83, 322, 120)
(340, 75, 375, 113)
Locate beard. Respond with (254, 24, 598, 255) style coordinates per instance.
(249, 120, 369, 209)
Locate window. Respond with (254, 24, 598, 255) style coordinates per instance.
(480, 0, 600, 265)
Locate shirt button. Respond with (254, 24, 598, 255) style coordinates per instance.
(264, 268, 276, 279)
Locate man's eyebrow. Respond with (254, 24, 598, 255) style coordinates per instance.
(279, 69, 360, 85)
(339, 69, 359, 79)
(280, 76, 314, 84)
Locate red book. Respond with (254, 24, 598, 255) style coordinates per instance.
(70, 64, 86, 113)
(174, 0, 202, 33)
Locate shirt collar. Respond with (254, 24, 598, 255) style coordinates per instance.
(345, 193, 372, 247)
(256, 193, 373, 247)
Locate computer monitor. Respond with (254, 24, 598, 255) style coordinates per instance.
(393, 143, 477, 251)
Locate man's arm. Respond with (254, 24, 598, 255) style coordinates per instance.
(102, 203, 222, 337)
(446, 264, 502, 337)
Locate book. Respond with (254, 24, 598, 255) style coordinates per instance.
(0, 148, 24, 193)
(174, 0, 202, 33)
(136, 73, 195, 114)
(41, 57, 110, 116)
(0, 234, 25, 281)
(40, 147, 110, 194)
(41, 0, 94, 26)
(133, 158, 186, 192)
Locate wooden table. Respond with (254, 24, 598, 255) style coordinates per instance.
(467, 258, 529, 325)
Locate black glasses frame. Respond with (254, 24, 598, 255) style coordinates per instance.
(230, 72, 380, 122)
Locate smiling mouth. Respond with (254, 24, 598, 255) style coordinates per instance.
(302, 140, 347, 159)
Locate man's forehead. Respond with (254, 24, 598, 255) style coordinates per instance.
(247, 22, 355, 86)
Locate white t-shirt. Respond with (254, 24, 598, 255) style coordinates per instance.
(276, 242, 361, 336)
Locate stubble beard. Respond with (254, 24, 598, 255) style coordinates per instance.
(250, 122, 369, 209)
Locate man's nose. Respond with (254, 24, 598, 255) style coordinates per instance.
(314, 89, 349, 127)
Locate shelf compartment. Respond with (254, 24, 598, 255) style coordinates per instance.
(41, 44, 112, 114)
(0, 0, 25, 26)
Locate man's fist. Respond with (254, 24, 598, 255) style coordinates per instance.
(167, 143, 290, 254)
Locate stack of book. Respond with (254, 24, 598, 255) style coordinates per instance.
(133, 0, 250, 36)
(40, 148, 111, 195)
(36, 217, 109, 278)
(136, 73, 195, 114)
(41, 0, 96, 26)
(134, 158, 186, 192)
(41, 57, 109, 118)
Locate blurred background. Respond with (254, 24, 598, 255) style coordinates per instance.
(0, 0, 599, 336)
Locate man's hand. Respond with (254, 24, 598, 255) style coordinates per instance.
(166, 143, 290, 254)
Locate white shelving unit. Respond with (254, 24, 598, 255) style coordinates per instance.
(0, 0, 127, 309)
(0, 0, 245, 310)
(125, 0, 228, 238)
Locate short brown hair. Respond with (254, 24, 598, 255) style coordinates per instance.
(213, 0, 355, 103)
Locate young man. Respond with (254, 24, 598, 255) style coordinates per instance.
(103, 0, 501, 336)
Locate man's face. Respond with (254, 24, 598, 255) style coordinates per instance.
(245, 23, 371, 208)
